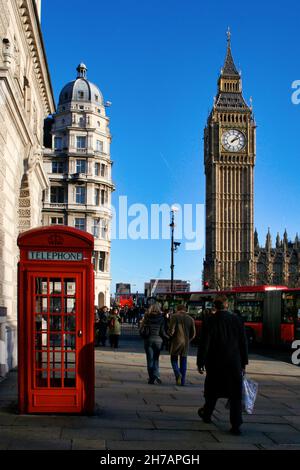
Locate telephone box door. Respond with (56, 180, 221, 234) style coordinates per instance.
(27, 272, 84, 413)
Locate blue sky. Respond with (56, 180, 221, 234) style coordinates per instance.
(42, 0, 300, 292)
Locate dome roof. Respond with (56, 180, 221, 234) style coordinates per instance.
(58, 64, 104, 106)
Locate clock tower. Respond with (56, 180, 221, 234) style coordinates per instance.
(204, 31, 256, 289)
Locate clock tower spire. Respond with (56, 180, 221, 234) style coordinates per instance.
(203, 32, 256, 289)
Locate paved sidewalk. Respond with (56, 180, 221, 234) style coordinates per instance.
(1, 335, 300, 450)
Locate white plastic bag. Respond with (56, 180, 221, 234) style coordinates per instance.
(242, 377, 258, 414)
(225, 376, 258, 414)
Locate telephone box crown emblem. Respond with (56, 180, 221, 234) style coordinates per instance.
(48, 234, 64, 246)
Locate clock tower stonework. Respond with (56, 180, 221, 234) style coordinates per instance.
(204, 32, 256, 289)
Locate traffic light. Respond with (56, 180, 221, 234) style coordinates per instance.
(203, 281, 209, 290)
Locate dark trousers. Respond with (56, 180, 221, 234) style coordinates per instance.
(202, 396, 243, 429)
(99, 327, 108, 346)
(144, 339, 162, 380)
(109, 334, 119, 348)
(171, 355, 187, 385)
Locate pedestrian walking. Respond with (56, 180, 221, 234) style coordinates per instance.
(98, 306, 109, 346)
(139, 302, 168, 384)
(94, 306, 101, 346)
(108, 307, 121, 348)
(197, 295, 248, 435)
(168, 304, 196, 386)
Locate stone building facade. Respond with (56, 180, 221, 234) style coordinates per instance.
(0, 0, 54, 376)
(42, 64, 114, 308)
(254, 229, 300, 287)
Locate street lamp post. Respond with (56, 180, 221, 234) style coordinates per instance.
(170, 206, 180, 293)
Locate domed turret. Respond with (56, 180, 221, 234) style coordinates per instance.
(58, 64, 104, 109)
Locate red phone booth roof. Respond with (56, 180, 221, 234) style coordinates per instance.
(17, 225, 94, 249)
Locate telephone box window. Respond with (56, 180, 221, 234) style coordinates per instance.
(33, 277, 77, 389)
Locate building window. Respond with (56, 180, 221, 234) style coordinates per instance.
(95, 188, 100, 206)
(75, 186, 86, 204)
(52, 161, 64, 174)
(101, 189, 107, 205)
(97, 121, 100, 127)
(76, 136, 86, 149)
(96, 140, 103, 152)
(100, 164, 106, 177)
(100, 219, 107, 239)
(92, 219, 106, 239)
(95, 95, 98, 101)
(50, 217, 64, 225)
(54, 137, 62, 150)
(99, 251, 106, 272)
(92, 252, 96, 270)
(74, 218, 85, 231)
(50, 187, 65, 203)
(78, 91, 84, 99)
(76, 159, 86, 173)
(92, 219, 100, 237)
(95, 162, 100, 176)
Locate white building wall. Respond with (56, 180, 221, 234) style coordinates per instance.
(0, 0, 54, 377)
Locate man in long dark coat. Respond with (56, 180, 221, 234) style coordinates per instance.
(197, 295, 248, 435)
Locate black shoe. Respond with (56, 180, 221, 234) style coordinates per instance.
(197, 407, 212, 423)
(230, 427, 241, 436)
(154, 377, 162, 384)
(148, 378, 155, 384)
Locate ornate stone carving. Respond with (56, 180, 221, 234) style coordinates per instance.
(2, 38, 13, 67)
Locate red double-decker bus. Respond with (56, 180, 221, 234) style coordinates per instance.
(154, 285, 300, 346)
(115, 294, 134, 308)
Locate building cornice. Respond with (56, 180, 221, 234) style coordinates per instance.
(17, 0, 55, 114)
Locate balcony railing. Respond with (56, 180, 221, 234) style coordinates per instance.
(44, 202, 68, 209)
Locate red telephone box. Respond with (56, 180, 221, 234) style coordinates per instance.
(17, 226, 94, 414)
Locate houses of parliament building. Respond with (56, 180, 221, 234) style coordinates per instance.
(203, 31, 300, 290)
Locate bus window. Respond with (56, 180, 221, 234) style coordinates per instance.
(187, 304, 204, 320)
(235, 301, 263, 323)
(282, 293, 300, 324)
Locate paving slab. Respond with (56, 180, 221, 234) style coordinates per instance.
(107, 440, 209, 450)
(211, 430, 274, 445)
(71, 438, 106, 450)
(123, 429, 217, 443)
(265, 432, 300, 444)
(61, 427, 123, 440)
(7, 438, 72, 450)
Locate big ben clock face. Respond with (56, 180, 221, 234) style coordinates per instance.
(222, 129, 246, 152)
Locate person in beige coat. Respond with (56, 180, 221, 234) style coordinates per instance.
(168, 304, 196, 386)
